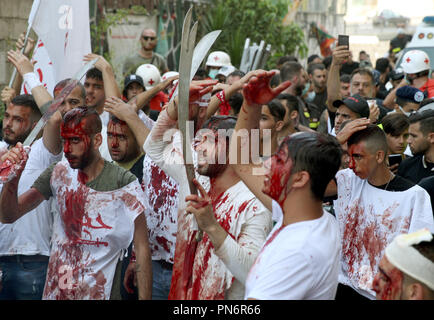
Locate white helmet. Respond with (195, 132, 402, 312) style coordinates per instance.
(161, 71, 179, 81)
(136, 64, 161, 90)
(401, 50, 431, 74)
(206, 51, 232, 67)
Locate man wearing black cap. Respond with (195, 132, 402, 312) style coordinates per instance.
(331, 94, 370, 135)
(123, 74, 146, 102)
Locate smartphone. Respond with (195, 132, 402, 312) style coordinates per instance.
(338, 35, 349, 48)
(388, 154, 402, 167)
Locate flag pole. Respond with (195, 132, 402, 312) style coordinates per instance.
(8, 0, 41, 88)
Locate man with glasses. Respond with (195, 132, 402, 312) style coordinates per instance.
(122, 28, 168, 77)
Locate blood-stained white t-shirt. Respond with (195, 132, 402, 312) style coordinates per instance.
(40, 160, 145, 300)
(138, 110, 179, 264)
(0, 138, 62, 257)
(334, 168, 434, 299)
(144, 110, 272, 300)
(142, 154, 179, 263)
(245, 200, 341, 300)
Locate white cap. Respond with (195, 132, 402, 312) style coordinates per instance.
(136, 64, 161, 90)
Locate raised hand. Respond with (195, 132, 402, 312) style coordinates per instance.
(332, 45, 351, 66)
(83, 53, 111, 71)
(185, 178, 215, 233)
(242, 70, 291, 106)
(7, 49, 34, 75)
(16, 32, 35, 57)
(189, 79, 218, 103)
(336, 118, 371, 145)
(1, 86, 16, 106)
(104, 96, 137, 121)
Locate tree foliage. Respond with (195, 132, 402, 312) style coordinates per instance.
(197, 0, 307, 69)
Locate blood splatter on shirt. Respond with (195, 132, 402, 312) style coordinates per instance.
(43, 160, 145, 300)
(334, 169, 434, 298)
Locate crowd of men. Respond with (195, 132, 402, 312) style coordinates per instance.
(0, 24, 433, 301)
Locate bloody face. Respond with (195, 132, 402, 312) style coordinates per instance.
(262, 143, 293, 205)
(107, 120, 140, 163)
(372, 255, 404, 300)
(2, 104, 35, 145)
(348, 141, 377, 179)
(61, 120, 93, 170)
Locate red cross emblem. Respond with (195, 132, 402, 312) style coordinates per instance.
(214, 56, 219, 61)
(406, 57, 411, 63)
(425, 58, 429, 64)
(148, 78, 154, 85)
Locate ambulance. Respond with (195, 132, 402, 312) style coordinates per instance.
(396, 16, 434, 73)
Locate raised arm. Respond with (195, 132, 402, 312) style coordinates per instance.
(382, 77, 407, 110)
(326, 45, 350, 113)
(230, 70, 291, 211)
(206, 71, 256, 119)
(9, 33, 36, 100)
(0, 143, 45, 223)
(84, 53, 121, 99)
(130, 75, 179, 113)
(7, 49, 52, 107)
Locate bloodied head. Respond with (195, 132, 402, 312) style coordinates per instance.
(347, 124, 389, 179)
(2, 94, 41, 145)
(107, 116, 141, 163)
(194, 116, 237, 178)
(373, 235, 434, 300)
(61, 107, 102, 169)
(263, 132, 342, 205)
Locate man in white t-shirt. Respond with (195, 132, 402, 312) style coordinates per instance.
(329, 119, 434, 300)
(0, 94, 62, 300)
(0, 107, 152, 300)
(230, 70, 342, 300)
(0, 50, 87, 300)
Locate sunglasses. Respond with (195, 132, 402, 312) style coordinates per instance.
(142, 36, 156, 41)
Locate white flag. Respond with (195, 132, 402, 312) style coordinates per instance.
(23, 0, 91, 95)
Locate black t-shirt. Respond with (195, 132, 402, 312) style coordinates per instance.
(311, 90, 328, 115)
(369, 174, 415, 192)
(418, 176, 434, 214)
(397, 155, 434, 184)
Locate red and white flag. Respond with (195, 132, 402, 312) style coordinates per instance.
(23, 0, 91, 95)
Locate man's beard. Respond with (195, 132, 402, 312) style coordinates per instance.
(197, 162, 227, 178)
(2, 127, 32, 146)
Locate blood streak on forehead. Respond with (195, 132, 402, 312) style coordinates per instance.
(61, 119, 89, 138)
